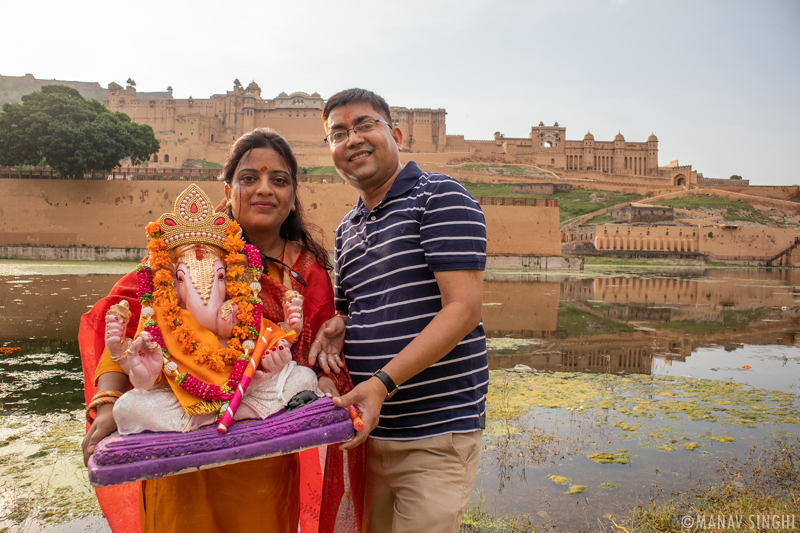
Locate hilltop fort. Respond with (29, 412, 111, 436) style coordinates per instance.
(1, 74, 723, 190)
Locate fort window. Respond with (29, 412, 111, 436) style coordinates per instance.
(210, 134, 214, 142)
(153, 154, 158, 163)
(544, 141, 552, 148)
(164, 154, 169, 163)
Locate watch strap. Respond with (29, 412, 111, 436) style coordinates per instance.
(372, 369, 398, 399)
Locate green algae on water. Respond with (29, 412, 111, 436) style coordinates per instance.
(566, 485, 588, 495)
(548, 475, 569, 485)
(709, 436, 735, 443)
(680, 442, 702, 451)
(587, 451, 631, 464)
(600, 482, 619, 490)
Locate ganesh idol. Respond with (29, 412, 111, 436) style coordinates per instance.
(101, 184, 321, 435)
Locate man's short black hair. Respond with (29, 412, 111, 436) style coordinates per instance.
(322, 88, 393, 129)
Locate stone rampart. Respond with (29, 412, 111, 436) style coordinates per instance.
(0, 179, 562, 258)
(593, 224, 800, 265)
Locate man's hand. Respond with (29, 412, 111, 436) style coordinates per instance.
(332, 377, 386, 450)
(318, 376, 340, 398)
(309, 315, 346, 374)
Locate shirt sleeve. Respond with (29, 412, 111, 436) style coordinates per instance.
(420, 176, 487, 271)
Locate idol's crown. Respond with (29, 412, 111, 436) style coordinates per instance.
(155, 184, 237, 251)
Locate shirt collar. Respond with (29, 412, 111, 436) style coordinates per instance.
(353, 161, 422, 213)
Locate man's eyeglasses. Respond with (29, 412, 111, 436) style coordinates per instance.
(323, 118, 389, 145)
(261, 254, 307, 288)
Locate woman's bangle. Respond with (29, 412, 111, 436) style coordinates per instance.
(86, 390, 123, 424)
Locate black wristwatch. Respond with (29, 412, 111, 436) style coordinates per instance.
(372, 369, 398, 399)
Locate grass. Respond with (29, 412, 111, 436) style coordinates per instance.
(555, 302, 637, 337)
(652, 195, 785, 227)
(583, 214, 616, 225)
(459, 164, 552, 177)
(615, 436, 800, 532)
(460, 182, 645, 222)
(181, 159, 223, 170)
(652, 308, 769, 335)
(299, 165, 338, 175)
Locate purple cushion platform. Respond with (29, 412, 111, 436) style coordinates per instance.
(87, 397, 353, 487)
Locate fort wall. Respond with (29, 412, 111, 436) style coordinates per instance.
(0, 180, 561, 257)
(593, 224, 800, 264)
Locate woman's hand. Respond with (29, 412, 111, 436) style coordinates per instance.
(309, 315, 346, 375)
(82, 372, 129, 465)
(83, 404, 117, 465)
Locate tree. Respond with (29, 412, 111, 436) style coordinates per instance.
(730, 175, 743, 180)
(0, 85, 159, 177)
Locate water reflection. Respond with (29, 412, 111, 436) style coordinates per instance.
(1, 263, 799, 531)
(483, 269, 800, 385)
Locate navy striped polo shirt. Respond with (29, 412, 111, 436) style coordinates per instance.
(334, 161, 488, 440)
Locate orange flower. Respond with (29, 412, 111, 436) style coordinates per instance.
(146, 221, 161, 238)
(147, 238, 166, 253)
(227, 220, 241, 236)
(225, 253, 245, 265)
(154, 269, 172, 286)
(224, 235, 245, 253)
(227, 264, 245, 279)
(227, 338, 243, 352)
(150, 249, 171, 269)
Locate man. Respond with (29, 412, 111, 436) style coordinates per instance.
(310, 88, 488, 533)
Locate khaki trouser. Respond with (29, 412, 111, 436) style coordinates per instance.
(364, 430, 482, 533)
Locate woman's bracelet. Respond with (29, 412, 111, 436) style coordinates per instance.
(86, 390, 124, 424)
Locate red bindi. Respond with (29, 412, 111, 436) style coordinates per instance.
(260, 166, 268, 172)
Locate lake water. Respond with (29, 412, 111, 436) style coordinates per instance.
(1, 261, 798, 531)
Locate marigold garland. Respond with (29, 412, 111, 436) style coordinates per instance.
(136, 219, 265, 402)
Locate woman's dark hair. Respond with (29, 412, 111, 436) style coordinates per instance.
(219, 128, 331, 270)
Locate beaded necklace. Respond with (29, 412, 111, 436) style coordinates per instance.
(137, 220, 265, 403)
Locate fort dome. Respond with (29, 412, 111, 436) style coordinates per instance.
(538, 121, 544, 127)
(584, 131, 594, 141)
(648, 133, 658, 142)
(614, 132, 625, 141)
(246, 81, 260, 91)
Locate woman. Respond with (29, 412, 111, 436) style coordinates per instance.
(80, 128, 364, 533)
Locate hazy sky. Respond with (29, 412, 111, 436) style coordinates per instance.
(3, 0, 799, 185)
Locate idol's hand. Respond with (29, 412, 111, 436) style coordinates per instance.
(282, 295, 303, 336)
(125, 331, 164, 390)
(105, 313, 132, 364)
(215, 299, 238, 341)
